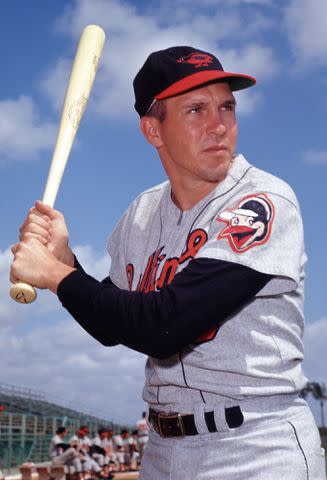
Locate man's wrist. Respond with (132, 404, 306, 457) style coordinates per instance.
(61, 247, 75, 267)
(48, 261, 76, 294)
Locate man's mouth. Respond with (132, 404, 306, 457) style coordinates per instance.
(203, 144, 227, 153)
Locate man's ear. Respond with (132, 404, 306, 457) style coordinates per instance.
(140, 116, 163, 148)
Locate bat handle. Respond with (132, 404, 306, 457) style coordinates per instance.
(10, 282, 37, 304)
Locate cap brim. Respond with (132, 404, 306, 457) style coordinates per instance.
(156, 70, 256, 100)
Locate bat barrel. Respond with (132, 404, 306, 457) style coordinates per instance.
(43, 24, 106, 208)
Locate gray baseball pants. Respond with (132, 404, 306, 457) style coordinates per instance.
(52, 448, 83, 472)
(140, 394, 326, 480)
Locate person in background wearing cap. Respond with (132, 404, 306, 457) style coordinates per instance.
(49, 426, 83, 478)
(90, 428, 112, 476)
(11, 46, 325, 479)
(70, 426, 103, 479)
(136, 411, 149, 462)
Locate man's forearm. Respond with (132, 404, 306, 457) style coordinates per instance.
(57, 258, 272, 358)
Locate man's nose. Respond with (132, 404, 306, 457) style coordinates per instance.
(206, 110, 227, 136)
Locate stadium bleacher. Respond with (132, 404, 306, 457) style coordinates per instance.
(0, 382, 122, 469)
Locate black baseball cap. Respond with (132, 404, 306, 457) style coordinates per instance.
(133, 46, 256, 117)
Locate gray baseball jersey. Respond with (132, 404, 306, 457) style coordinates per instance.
(108, 154, 308, 410)
(49, 434, 65, 458)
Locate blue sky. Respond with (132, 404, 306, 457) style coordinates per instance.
(0, 0, 326, 425)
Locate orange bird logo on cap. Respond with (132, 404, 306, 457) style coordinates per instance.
(177, 52, 214, 68)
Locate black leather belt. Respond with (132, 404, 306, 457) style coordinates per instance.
(149, 406, 243, 437)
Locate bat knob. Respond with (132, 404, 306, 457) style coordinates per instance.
(10, 282, 37, 304)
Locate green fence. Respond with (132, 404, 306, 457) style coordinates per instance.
(0, 383, 123, 469)
(0, 413, 94, 468)
(0, 412, 122, 469)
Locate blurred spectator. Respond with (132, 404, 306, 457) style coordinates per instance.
(49, 426, 83, 478)
(112, 430, 128, 472)
(70, 427, 102, 478)
(106, 429, 118, 472)
(91, 428, 108, 468)
(136, 411, 149, 461)
(129, 430, 141, 471)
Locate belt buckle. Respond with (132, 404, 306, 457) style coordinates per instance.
(157, 412, 185, 437)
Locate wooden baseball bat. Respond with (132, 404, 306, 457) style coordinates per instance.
(10, 24, 106, 304)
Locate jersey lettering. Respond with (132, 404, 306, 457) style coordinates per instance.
(126, 228, 208, 292)
(125, 228, 218, 344)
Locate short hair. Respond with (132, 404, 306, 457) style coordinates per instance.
(145, 100, 167, 122)
(56, 426, 67, 435)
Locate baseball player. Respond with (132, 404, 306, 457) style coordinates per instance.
(132, 430, 142, 470)
(11, 46, 326, 479)
(91, 428, 108, 468)
(136, 412, 149, 460)
(70, 427, 103, 478)
(49, 427, 83, 477)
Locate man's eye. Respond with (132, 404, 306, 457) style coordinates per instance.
(189, 106, 202, 113)
(221, 103, 235, 112)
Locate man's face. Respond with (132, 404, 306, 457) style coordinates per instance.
(155, 82, 238, 188)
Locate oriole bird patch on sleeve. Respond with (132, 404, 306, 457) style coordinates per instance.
(217, 193, 275, 253)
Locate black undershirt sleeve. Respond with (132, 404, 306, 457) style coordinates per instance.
(57, 258, 272, 359)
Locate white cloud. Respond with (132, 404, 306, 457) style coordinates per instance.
(302, 150, 327, 166)
(40, 0, 278, 118)
(73, 244, 110, 279)
(5, 0, 315, 164)
(0, 96, 56, 162)
(1, 243, 144, 424)
(0, 320, 146, 424)
(221, 44, 277, 80)
(145, 0, 274, 25)
(234, 90, 263, 114)
(39, 58, 73, 112)
(66, 352, 99, 370)
(222, 44, 277, 113)
(284, 0, 327, 67)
